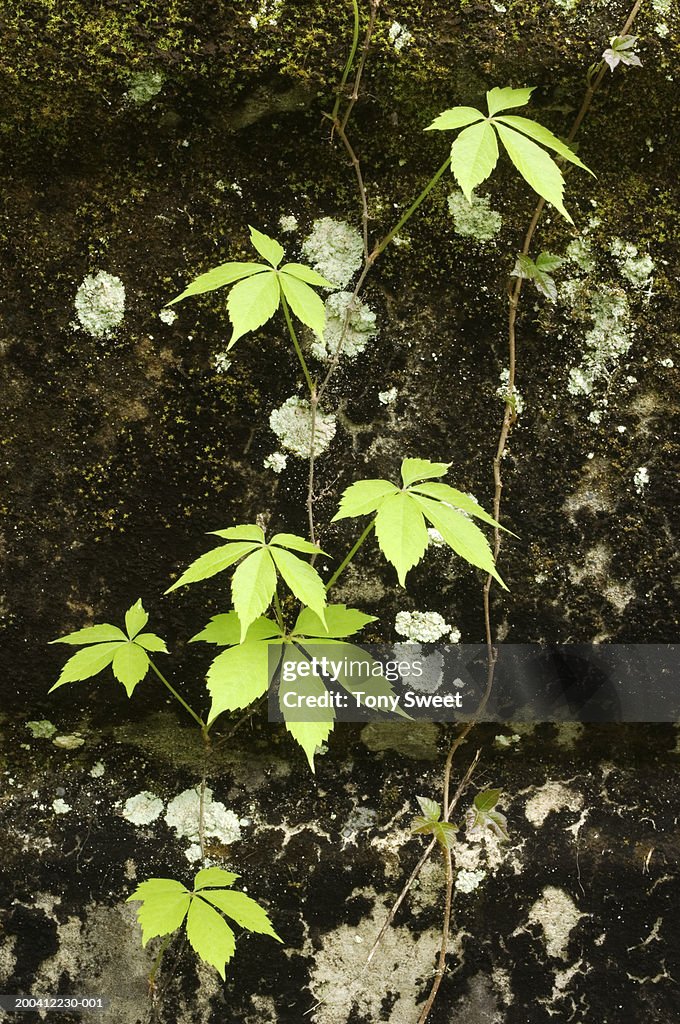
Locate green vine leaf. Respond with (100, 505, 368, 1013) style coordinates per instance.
(49, 600, 167, 697)
(167, 528, 329, 641)
(333, 459, 507, 588)
(465, 789, 510, 841)
(425, 86, 593, 221)
(165, 227, 333, 347)
(127, 869, 281, 981)
(192, 605, 377, 769)
(603, 35, 642, 72)
(411, 795, 459, 850)
(511, 251, 563, 302)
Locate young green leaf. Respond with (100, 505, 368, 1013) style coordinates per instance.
(126, 879, 191, 944)
(269, 533, 325, 556)
(134, 632, 169, 653)
(603, 34, 642, 72)
(167, 263, 267, 306)
(227, 270, 280, 349)
(191, 612, 280, 646)
(474, 788, 502, 812)
(332, 479, 399, 520)
(511, 251, 563, 302)
(50, 623, 127, 646)
(280, 263, 334, 288)
(495, 116, 592, 173)
(425, 106, 484, 132)
(416, 796, 441, 820)
(206, 637, 282, 722)
(210, 524, 266, 543)
(269, 547, 327, 629)
(285, 717, 334, 773)
(494, 123, 572, 224)
(231, 547, 278, 642)
(194, 867, 239, 890)
(401, 458, 451, 488)
(412, 494, 506, 588)
(374, 491, 430, 586)
(186, 897, 236, 981)
(165, 540, 258, 593)
(279, 272, 327, 339)
(112, 643, 150, 697)
(49, 642, 124, 692)
(450, 120, 499, 200)
(292, 604, 376, 639)
(125, 599, 148, 640)
(465, 795, 509, 842)
(200, 889, 281, 941)
(409, 482, 505, 530)
(486, 85, 534, 116)
(248, 225, 284, 267)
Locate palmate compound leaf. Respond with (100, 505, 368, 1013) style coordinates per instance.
(193, 606, 374, 768)
(511, 251, 563, 303)
(425, 87, 592, 222)
(333, 459, 506, 588)
(166, 227, 333, 348)
(127, 869, 280, 981)
(166, 528, 328, 642)
(49, 600, 167, 696)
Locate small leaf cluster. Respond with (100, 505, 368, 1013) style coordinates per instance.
(465, 789, 509, 842)
(49, 600, 167, 697)
(602, 35, 642, 72)
(511, 251, 563, 302)
(127, 867, 281, 980)
(426, 86, 593, 223)
(411, 796, 458, 851)
(167, 226, 333, 347)
(334, 457, 509, 588)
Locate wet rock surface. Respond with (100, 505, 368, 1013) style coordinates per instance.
(0, 1, 678, 1021)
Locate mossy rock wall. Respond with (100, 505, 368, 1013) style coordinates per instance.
(0, 1, 678, 1022)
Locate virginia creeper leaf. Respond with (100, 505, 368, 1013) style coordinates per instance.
(280, 263, 334, 288)
(194, 867, 239, 890)
(49, 624, 127, 646)
(125, 599, 148, 640)
(191, 612, 281, 646)
(248, 225, 284, 267)
(486, 86, 534, 116)
(424, 106, 484, 132)
(451, 120, 499, 200)
(269, 548, 327, 628)
(495, 123, 572, 223)
(269, 533, 326, 555)
(412, 494, 506, 588)
(49, 642, 123, 692)
(409, 482, 506, 530)
(112, 642, 150, 697)
(374, 491, 429, 586)
(401, 458, 451, 488)
(279, 273, 326, 340)
(495, 115, 593, 173)
(231, 548, 278, 641)
(292, 605, 376, 639)
(126, 879, 191, 945)
(167, 263, 266, 306)
(134, 632, 169, 653)
(284, 717, 334, 773)
(332, 479, 399, 520)
(227, 270, 280, 349)
(210, 524, 265, 543)
(165, 541, 258, 593)
(206, 638, 282, 723)
(186, 897, 236, 981)
(200, 890, 281, 941)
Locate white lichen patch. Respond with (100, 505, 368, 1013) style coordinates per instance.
(165, 787, 242, 847)
(52, 799, 71, 815)
(213, 351, 232, 373)
(525, 887, 586, 959)
(26, 720, 56, 739)
(75, 271, 126, 338)
(447, 191, 502, 242)
(122, 791, 164, 827)
(455, 868, 487, 893)
(524, 782, 584, 828)
(394, 610, 451, 643)
(633, 465, 650, 494)
(159, 307, 177, 325)
(495, 732, 522, 749)
(302, 218, 363, 289)
(269, 396, 337, 457)
(565, 236, 596, 273)
(379, 386, 397, 405)
(388, 21, 414, 52)
(249, 0, 283, 29)
(308, 889, 439, 1024)
(610, 238, 654, 291)
(393, 645, 443, 693)
(564, 283, 632, 400)
(263, 451, 288, 474)
(427, 527, 445, 547)
(278, 214, 298, 233)
(89, 761, 105, 778)
(310, 291, 377, 361)
(125, 71, 164, 105)
(52, 733, 85, 750)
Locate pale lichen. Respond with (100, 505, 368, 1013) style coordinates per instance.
(310, 291, 377, 361)
(74, 271, 126, 338)
(125, 71, 164, 105)
(447, 191, 502, 242)
(122, 791, 164, 826)
(263, 451, 288, 474)
(301, 218, 363, 289)
(394, 610, 451, 643)
(269, 396, 337, 457)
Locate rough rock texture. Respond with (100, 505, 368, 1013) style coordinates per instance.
(0, 1, 678, 1022)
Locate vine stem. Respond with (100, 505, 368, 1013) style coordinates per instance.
(280, 290, 315, 396)
(367, 2, 644, 1007)
(330, 0, 360, 126)
(147, 658, 209, 743)
(325, 520, 375, 591)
